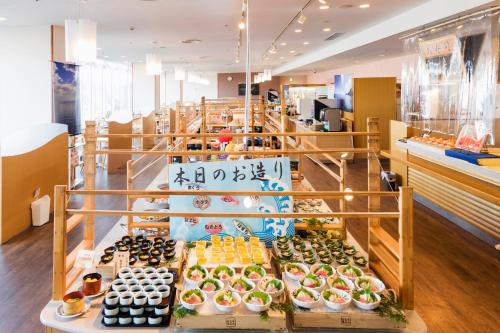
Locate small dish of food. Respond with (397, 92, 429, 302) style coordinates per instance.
(291, 287, 320, 309)
(355, 276, 385, 293)
(241, 265, 266, 282)
(213, 290, 241, 313)
(180, 288, 206, 310)
(100, 254, 113, 264)
(257, 277, 284, 298)
(210, 265, 235, 283)
(184, 264, 208, 285)
(243, 290, 272, 312)
(81, 272, 103, 297)
(352, 289, 381, 310)
(322, 288, 351, 311)
(337, 264, 363, 281)
(284, 263, 309, 280)
(299, 273, 326, 292)
(60, 291, 86, 316)
(310, 263, 335, 278)
(229, 276, 255, 295)
(327, 275, 355, 292)
(353, 255, 368, 267)
(197, 277, 224, 295)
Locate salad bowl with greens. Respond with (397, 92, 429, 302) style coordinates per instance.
(241, 265, 266, 282)
(299, 273, 326, 292)
(184, 264, 208, 285)
(197, 277, 224, 296)
(258, 277, 284, 298)
(322, 288, 351, 311)
(284, 263, 309, 281)
(355, 276, 385, 293)
(327, 275, 355, 292)
(243, 290, 272, 312)
(229, 276, 256, 295)
(210, 265, 235, 283)
(310, 263, 335, 278)
(291, 286, 320, 309)
(213, 290, 241, 313)
(337, 264, 363, 280)
(180, 288, 206, 310)
(352, 289, 381, 310)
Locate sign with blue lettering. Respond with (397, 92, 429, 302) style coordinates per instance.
(168, 157, 294, 245)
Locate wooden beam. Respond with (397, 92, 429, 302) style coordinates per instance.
(94, 148, 372, 156)
(370, 226, 400, 259)
(399, 186, 414, 309)
(52, 185, 67, 301)
(83, 121, 96, 248)
(65, 213, 83, 233)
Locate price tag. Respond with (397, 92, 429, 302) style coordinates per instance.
(115, 251, 130, 273)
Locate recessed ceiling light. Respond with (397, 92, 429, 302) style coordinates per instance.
(235, 59, 240, 63)
(359, 4, 370, 9)
(238, 21, 245, 30)
(121, 55, 126, 58)
(319, 5, 330, 10)
(280, 56, 285, 60)
(337, 4, 354, 9)
(290, 50, 296, 54)
(378, 54, 385, 57)
(0, 17, 7, 21)
(294, 28, 302, 33)
(280, 42, 287, 46)
(318, 0, 327, 3)
(180, 39, 202, 44)
(323, 27, 331, 32)
(303, 41, 310, 45)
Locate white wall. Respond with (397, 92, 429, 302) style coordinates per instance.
(0, 26, 52, 139)
(307, 54, 418, 84)
(184, 72, 218, 102)
(132, 63, 155, 115)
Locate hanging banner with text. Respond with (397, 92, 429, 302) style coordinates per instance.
(168, 157, 294, 245)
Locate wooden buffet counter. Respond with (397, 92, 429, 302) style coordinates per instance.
(383, 121, 499, 246)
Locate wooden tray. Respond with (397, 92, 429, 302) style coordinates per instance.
(284, 276, 406, 330)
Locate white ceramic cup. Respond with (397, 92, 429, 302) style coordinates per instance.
(156, 267, 168, 275)
(157, 285, 170, 298)
(119, 291, 134, 306)
(152, 279, 164, 288)
(129, 285, 143, 296)
(161, 272, 174, 284)
(132, 267, 144, 275)
(155, 305, 169, 315)
(118, 267, 132, 278)
(133, 316, 147, 325)
(118, 316, 132, 325)
(148, 273, 161, 281)
(103, 306, 119, 316)
(144, 267, 156, 275)
(130, 306, 144, 316)
(148, 315, 162, 325)
(133, 292, 148, 306)
(105, 291, 119, 306)
(116, 285, 128, 293)
(139, 279, 152, 287)
(126, 279, 139, 287)
(121, 273, 134, 281)
(111, 279, 126, 291)
(135, 273, 147, 281)
(103, 316, 117, 325)
(147, 292, 162, 306)
(143, 285, 156, 294)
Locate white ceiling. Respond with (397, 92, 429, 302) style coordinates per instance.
(0, 0, 429, 72)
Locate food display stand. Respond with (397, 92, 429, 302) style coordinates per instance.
(41, 101, 426, 332)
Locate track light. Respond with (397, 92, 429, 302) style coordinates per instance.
(297, 10, 307, 24)
(269, 44, 277, 54)
(238, 21, 245, 30)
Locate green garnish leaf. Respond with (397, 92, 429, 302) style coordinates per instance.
(173, 304, 198, 319)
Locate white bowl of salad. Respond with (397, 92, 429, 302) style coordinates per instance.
(213, 290, 241, 313)
(299, 273, 326, 292)
(243, 290, 272, 312)
(197, 277, 224, 296)
(184, 264, 209, 285)
(322, 288, 351, 311)
(337, 264, 363, 281)
(180, 288, 206, 310)
(355, 276, 385, 293)
(241, 265, 266, 283)
(310, 263, 335, 279)
(229, 276, 256, 295)
(284, 263, 309, 281)
(291, 286, 320, 309)
(327, 275, 355, 292)
(352, 289, 381, 310)
(258, 277, 284, 298)
(210, 265, 235, 284)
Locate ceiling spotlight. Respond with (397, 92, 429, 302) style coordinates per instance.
(289, 77, 294, 82)
(235, 59, 240, 63)
(290, 50, 296, 54)
(297, 10, 307, 24)
(323, 27, 331, 32)
(303, 41, 310, 45)
(456, 24, 463, 29)
(359, 4, 370, 9)
(294, 28, 302, 33)
(238, 21, 245, 30)
(318, 0, 327, 3)
(280, 42, 287, 46)
(0, 17, 7, 21)
(280, 56, 285, 60)
(269, 44, 278, 54)
(320, 5, 330, 10)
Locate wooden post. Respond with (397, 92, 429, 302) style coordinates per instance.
(201, 96, 207, 161)
(83, 121, 96, 247)
(280, 84, 286, 152)
(367, 118, 381, 227)
(339, 159, 347, 237)
(53, 185, 67, 301)
(297, 137, 303, 181)
(126, 160, 133, 234)
(399, 186, 414, 310)
(182, 116, 188, 163)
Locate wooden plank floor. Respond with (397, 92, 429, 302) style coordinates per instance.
(0, 157, 498, 332)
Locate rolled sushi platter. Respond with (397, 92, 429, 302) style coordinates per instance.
(174, 238, 287, 330)
(274, 235, 406, 330)
(95, 235, 186, 279)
